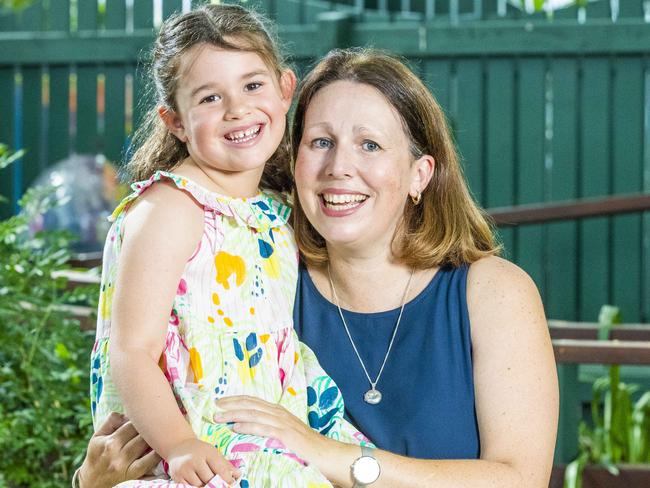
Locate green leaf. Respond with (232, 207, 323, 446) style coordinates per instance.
(54, 342, 70, 360)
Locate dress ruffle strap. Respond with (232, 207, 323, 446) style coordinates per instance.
(109, 170, 291, 230)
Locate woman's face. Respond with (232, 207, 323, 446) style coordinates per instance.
(294, 80, 426, 256)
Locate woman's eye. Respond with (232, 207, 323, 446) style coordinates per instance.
(245, 82, 263, 91)
(200, 94, 221, 104)
(361, 140, 381, 152)
(311, 138, 333, 149)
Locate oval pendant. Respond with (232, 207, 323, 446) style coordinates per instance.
(364, 388, 382, 405)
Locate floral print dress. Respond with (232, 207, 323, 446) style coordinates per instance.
(90, 171, 369, 488)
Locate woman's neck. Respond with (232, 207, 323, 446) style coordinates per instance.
(309, 248, 437, 314)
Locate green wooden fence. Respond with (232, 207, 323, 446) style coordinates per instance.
(0, 0, 649, 322)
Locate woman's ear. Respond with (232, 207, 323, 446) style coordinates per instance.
(158, 106, 187, 142)
(410, 154, 435, 198)
(279, 69, 297, 110)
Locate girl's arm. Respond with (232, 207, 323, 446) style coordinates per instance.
(216, 256, 559, 488)
(109, 182, 237, 485)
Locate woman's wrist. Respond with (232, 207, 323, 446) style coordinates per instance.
(311, 437, 360, 488)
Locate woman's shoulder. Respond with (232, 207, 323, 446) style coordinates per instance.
(467, 255, 537, 295)
(466, 256, 544, 332)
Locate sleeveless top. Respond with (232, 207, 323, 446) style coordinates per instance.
(294, 264, 480, 459)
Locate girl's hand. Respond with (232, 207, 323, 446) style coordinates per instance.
(166, 438, 239, 487)
(214, 396, 329, 464)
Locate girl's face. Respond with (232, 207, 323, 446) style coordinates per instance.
(294, 80, 433, 257)
(162, 44, 295, 177)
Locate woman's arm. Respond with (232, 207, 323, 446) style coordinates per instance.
(216, 256, 558, 487)
(109, 183, 237, 485)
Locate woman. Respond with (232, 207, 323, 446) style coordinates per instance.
(77, 49, 558, 487)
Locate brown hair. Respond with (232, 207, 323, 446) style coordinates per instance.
(125, 4, 292, 192)
(291, 48, 500, 268)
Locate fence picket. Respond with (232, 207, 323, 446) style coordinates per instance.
(21, 66, 44, 190)
(578, 58, 610, 321)
(454, 59, 483, 205)
(163, 0, 184, 19)
(76, 1, 99, 155)
(48, 0, 70, 31)
(104, 0, 128, 165)
(105, 0, 127, 30)
(547, 58, 579, 320)
(611, 57, 644, 322)
(485, 58, 515, 258)
(48, 66, 71, 163)
(515, 58, 546, 297)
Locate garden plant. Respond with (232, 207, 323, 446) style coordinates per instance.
(0, 145, 97, 487)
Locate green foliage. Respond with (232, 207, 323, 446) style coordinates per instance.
(0, 152, 98, 487)
(564, 306, 650, 488)
(0, 0, 36, 13)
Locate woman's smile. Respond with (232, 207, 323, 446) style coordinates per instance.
(319, 189, 369, 216)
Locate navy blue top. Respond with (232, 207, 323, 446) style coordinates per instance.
(294, 264, 480, 459)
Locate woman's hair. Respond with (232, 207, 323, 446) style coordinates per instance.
(291, 48, 500, 269)
(125, 4, 292, 192)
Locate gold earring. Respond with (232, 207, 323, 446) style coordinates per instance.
(411, 191, 422, 205)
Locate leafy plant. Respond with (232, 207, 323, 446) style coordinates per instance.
(0, 148, 98, 487)
(564, 305, 650, 488)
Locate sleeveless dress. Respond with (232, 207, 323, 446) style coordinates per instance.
(90, 171, 369, 488)
(295, 264, 480, 459)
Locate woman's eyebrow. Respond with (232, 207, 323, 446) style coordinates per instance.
(304, 122, 332, 131)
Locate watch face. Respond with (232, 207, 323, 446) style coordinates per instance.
(353, 455, 381, 484)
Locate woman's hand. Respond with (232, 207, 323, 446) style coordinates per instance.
(214, 396, 328, 463)
(77, 412, 161, 488)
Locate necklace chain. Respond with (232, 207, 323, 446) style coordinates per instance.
(327, 265, 414, 392)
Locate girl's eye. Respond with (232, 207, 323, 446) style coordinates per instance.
(311, 138, 333, 149)
(245, 82, 263, 91)
(361, 140, 381, 152)
(200, 94, 221, 104)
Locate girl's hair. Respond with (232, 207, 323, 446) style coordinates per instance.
(125, 4, 292, 193)
(291, 48, 500, 269)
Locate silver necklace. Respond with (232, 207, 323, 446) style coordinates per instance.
(327, 265, 414, 405)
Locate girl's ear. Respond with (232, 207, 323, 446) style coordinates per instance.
(279, 69, 297, 109)
(409, 154, 435, 199)
(158, 106, 187, 142)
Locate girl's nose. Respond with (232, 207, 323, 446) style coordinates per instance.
(224, 94, 251, 120)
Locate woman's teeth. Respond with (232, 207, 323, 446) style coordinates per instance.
(322, 193, 368, 210)
(225, 125, 261, 143)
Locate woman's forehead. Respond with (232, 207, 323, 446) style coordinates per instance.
(304, 80, 403, 132)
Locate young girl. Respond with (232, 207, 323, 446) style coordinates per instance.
(90, 5, 368, 487)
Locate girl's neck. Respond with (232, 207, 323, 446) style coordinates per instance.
(175, 157, 263, 198)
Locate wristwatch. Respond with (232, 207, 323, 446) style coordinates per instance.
(351, 445, 380, 487)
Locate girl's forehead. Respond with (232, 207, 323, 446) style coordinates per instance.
(179, 44, 268, 77)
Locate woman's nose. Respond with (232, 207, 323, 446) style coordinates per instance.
(325, 146, 354, 178)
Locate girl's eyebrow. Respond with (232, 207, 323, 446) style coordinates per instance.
(189, 70, 270, 98)
(242, 69, 270, 79)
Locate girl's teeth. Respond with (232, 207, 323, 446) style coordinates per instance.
(226, 125, 260, 143)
